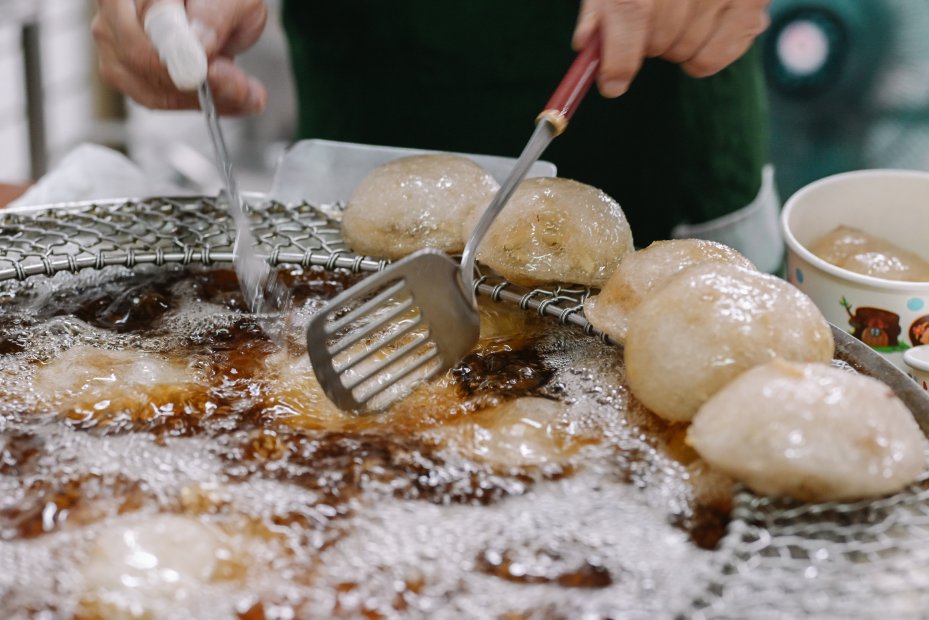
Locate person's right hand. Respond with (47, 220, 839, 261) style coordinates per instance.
(573, 0, 771, 98)
(92, 0, 269, 115)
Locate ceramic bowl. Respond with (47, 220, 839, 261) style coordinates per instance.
(903, 345, 929, 390)
(781, 169, 929, 372)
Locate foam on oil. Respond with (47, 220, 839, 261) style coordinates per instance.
(0, 264, 716, 619)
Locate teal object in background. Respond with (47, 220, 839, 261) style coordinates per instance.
(763, 0, 929, 199)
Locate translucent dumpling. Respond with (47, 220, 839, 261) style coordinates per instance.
(624, 263, 834, 422)
(809, 225, 929, 282)
(688, 360, 925, 502)
(584, 239, 756, 344)
(431, 396, 583, 469)
(80, 514, 235, 619)
(33, 345, 204, 426)
(465, 177, 634, 287)
(341, 154, 500, 260)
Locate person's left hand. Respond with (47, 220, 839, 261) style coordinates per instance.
(573, 0, 771, 98)
(92, 0, 269, 115)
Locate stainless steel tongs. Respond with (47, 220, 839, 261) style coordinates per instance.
(145, 3, 287, 324)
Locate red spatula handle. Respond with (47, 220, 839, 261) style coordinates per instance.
(538, 34, 601, 135)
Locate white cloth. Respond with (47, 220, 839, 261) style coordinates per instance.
(9, 143, 183, 209)
(671, 165, 784, 274)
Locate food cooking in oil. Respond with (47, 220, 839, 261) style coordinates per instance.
(3, 167, 928, 619)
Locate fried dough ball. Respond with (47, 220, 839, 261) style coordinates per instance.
(688, 360, 925, 502)
(341, 154, 500, 260)
(624, 263, 834, 422)
(809, 225, 929, 282)
(435, 397, 584, 469)
(33, 345, 204, 425)
(584, 239, 756, 344)
(262, 350, 349, 429)
(465, 177, 634, 287)
(79, 514, 235, 619)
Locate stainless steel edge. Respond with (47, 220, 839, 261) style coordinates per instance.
(831, 323, 929, 437)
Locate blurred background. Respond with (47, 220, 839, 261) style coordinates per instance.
(0, 0, 295, 197)
(0, 0, 927, 200)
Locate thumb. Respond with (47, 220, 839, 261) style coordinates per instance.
(141, 0, 208, 90)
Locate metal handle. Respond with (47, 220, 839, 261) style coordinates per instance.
(143, 2, 207, 90)
(537, 34, 601, 136)
(460, 37, 602, 295)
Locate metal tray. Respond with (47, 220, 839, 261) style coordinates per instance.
(269, 138, 558, 205)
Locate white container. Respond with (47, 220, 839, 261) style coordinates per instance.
(903, 345, 929, 391)
(781, 169, 929, 372)
(270, 139, 558, 205)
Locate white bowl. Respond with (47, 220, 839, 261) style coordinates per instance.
(781, 169, 929, 372)
(904, 345, 929, 391)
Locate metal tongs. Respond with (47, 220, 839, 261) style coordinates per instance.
(197, 83, 273, 315)
(144, 3, 281, 319)
(306, 38, 602, 411)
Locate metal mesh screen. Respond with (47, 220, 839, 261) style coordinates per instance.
(0, 196, 351, 280)
(682, 464, 929, 619)
(0, 196, 602, 336)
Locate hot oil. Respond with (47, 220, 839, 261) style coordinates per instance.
(0, 264, 724, 619)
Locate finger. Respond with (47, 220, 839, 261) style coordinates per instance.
(572, 0, 600, 51)
(597, 0, 653, 97)
(645, 0, 691, 58)
(661, 0, 724, 65)
(96, 0, 180, 95)
(186, 0, 268, 58)
(682, 5, 770, 77)
(101, 62, 201, 110)
(207, 58, 268, 115)
(135, 0, 179, 15)
(103, 59, 264, 115)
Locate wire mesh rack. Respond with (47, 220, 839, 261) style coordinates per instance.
(3, 194, 929, 619)
(0, 195, 604, 338)
(682, 466, 929, 619)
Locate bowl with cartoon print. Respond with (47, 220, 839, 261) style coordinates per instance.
(781, 169, 929, 373)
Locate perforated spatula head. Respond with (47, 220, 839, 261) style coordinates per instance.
(306, 249, 480, 410)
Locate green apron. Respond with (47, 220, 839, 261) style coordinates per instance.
(282, 0, 769, 247)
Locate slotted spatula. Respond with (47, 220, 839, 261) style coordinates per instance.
(306, 38, 602, 411)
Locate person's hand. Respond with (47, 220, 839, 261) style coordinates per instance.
(92, 0, 269, 115)
(573, 0, 771, 98)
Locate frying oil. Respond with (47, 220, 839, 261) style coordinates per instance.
(0, 264, 719, 619)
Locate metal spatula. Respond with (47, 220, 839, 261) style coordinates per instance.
(306, 39, 602, 411)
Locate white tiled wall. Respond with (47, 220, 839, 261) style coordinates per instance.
(41, 0, 95, 158)
(0, 15, 30, 181)
(0, 0, 96, 182)
(0, 26, 26, 129)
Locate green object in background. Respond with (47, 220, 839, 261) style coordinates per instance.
(281, 1, 768, 248)
(761, 0, 929, 200)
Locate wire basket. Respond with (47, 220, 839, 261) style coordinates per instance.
(2, 195, 928, 619)
(683, 467, 929, 619)
(0, 195, 603, 336)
